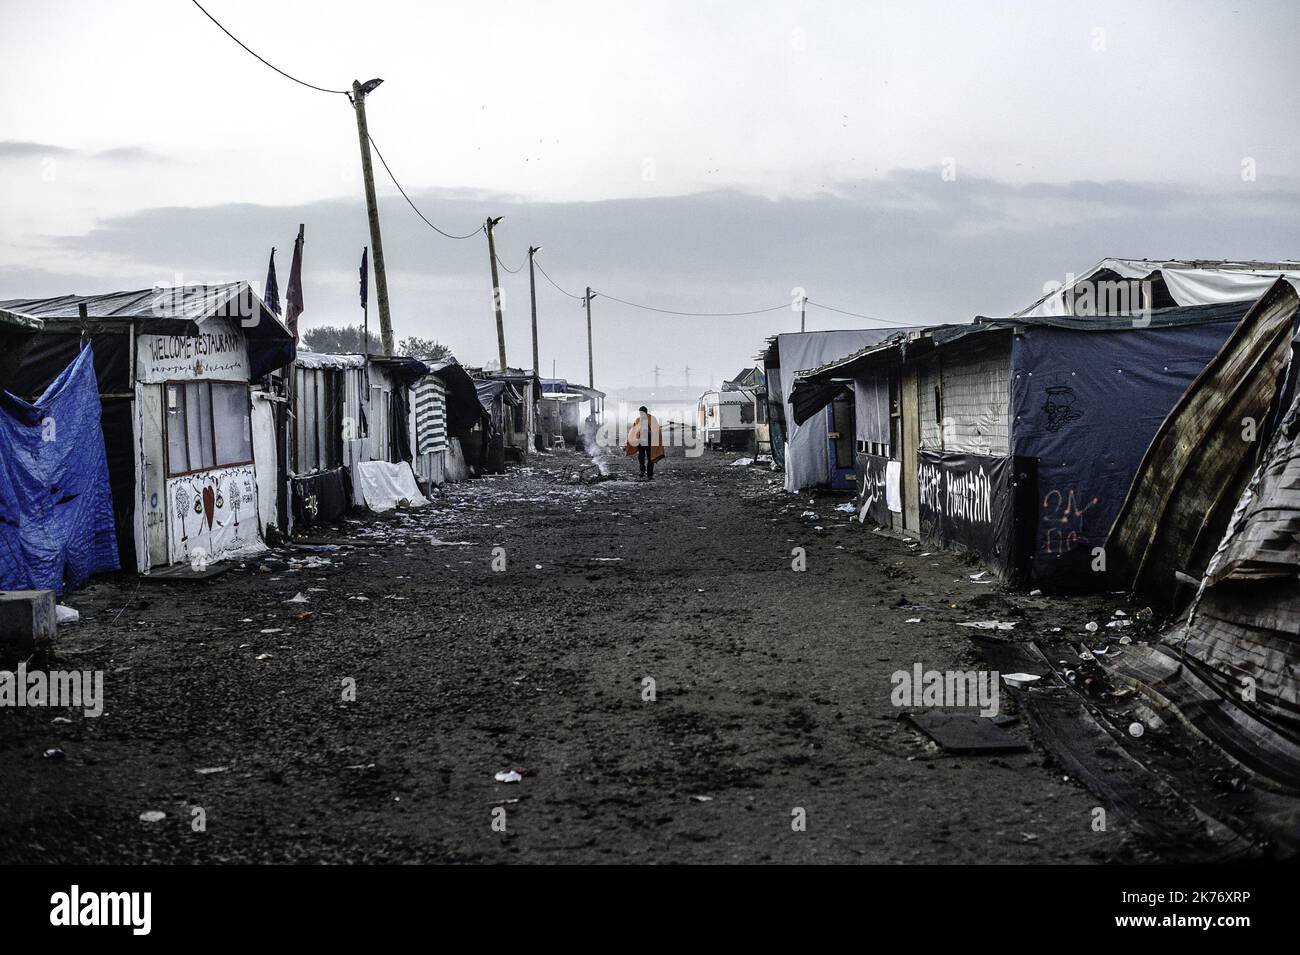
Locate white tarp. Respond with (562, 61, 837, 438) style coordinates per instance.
(1018, 258, 1300, 317)
(885, 460, 902, 513)
(354, 460, 427, 512)
(778, 329, 906, 492)
(250, 391, 280, 536)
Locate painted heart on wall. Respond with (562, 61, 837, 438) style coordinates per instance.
(202, 485, 215, 529)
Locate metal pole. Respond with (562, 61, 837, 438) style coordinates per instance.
(351, 80, 394, 356)
(584, 287, 594, 388)
(528, 246, 540, 376)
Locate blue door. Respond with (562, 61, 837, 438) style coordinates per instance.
(825, 394, 856, 490)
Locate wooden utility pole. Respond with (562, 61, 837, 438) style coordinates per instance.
(485, 217, 507, 371)
(583, 287, 595, 388)
(528, 246, 541, 376)
(800, 293, 807, 333)
(351, 79, 394, 356)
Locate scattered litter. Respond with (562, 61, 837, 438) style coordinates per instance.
(56, 605, 80, 625)
(494, 770, 524, 784)
(968, 571, 989, 581)
(590, 557, 623, 562)
(195, 766, 228, 775)
(691, 794, 714, 802)
(957, 620, 1016, 631)
(834, 503, 856, 513)
(906, 711, 1027, 754)
(1128, 722, 1145, 738)
(1105, 618, 1131, 628)
(905, 617, 922, 624)
(534, 564, 543, 570)
(254, 653, 274, 661)
(285, 593, 309, 604)
(139, 811, 166, 823)
(289, 543, 341, 553)
(51, 716, 73, 725)
(259, 628, 282, 635)
(348, 595, 370, 602)
(429, 539, 473, 546)
(43, 747, 66, 759)
(1084, 621, 1099, 632)
(1113, 609, 1128, 617)
(1002, 673, 1042, 688)
(345, 763, 376, 771)
(730, 457, 754, 467)
(800, 510, 818, 519)
(1029, 589, 1042, 597)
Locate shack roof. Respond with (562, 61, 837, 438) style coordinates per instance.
(0, 282, 295, 378)
(1015, 258, 1300, 318)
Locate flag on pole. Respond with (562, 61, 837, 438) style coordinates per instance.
(359, 246, 369, 308)
(285, 225, 305, 342)
(264, 247, 280, 316)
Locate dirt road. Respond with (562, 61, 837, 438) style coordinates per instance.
(0, 449, 1138, 863)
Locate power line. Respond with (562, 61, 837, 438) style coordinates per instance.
(189, 0, 350, 96)
(805, 299, 917, 327)
(593, 291, 791, 317)
(494, 252, 525, 274)
(533, 258, 585, 300)
(367, 134, 486, 240)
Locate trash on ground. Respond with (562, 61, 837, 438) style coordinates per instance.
(906, 711, 1028, 754)
(1002, 673, 1042, 688)
(494, 770, 523, 783)
(139, 811, 166, 823)
(957, 620, 1016, 631)
(730, 457, 754, 467)
(56, 605, 80, 625)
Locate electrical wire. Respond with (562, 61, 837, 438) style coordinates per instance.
(190, 0, 351, 96)
(367, 134, 486, 240)
(534, 258, 585, 300)
(805, 299, 918, 327)
(592, 291, 791, 317)
(494, 253, 525, 274)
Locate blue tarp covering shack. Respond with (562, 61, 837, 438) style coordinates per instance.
(0, 345, 120, 593)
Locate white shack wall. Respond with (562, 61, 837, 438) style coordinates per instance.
(917, 342, 1011, 455)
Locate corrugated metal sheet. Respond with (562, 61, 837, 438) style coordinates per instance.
(1106, 279, 1299, 605)
(414, 376, 448, 453)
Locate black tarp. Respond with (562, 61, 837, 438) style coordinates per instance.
(917, 450, 1019, 575)
(291, 467, 351, 529)
(854, 452, 891, 526)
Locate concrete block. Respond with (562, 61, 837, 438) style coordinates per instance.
(0, 590, 57, 652)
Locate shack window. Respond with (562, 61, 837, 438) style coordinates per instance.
(166, 381, 252, 477)
(739, 402, 755, 424)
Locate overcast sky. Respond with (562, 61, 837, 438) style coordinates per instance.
(3, 0, 1298, 388)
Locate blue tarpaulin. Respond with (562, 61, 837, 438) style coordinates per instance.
(1010, 317, 1242, 586)
(0, 345, 119, 593)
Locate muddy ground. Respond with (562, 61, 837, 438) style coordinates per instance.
(2, 449, 1161, 863)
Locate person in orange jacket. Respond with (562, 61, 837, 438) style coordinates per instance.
(624, 405, 665, 480)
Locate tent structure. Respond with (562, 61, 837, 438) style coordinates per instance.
(1, 284, 294, 574)
(761, 328, 917, 491)
(1016, 258, 1300, 318)
(791, 301, 1256, 586)
(1, 345, 119, 593)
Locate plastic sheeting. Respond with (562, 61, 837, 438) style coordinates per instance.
(354, 460, 427, 512)
(1011, 318, 1241, 586)
(776, 330, 902, 492)
(0, 346, 119, 593)
(1018, 259, 1300, 318)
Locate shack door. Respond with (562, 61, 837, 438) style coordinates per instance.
(901, 366, 921, 531)
(825, 393, 856, 490)
(139, 383, 169, 570)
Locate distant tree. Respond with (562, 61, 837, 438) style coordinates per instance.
(301, 324, 381, 354)
(397, 336, 453, 363)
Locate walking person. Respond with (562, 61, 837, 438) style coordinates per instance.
(624, 405, 665, 480)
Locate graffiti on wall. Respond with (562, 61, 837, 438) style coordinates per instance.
(1041, 487, 1100, 554)
(165, 464, 261, 566)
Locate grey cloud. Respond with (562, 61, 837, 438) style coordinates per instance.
(9, 170, 1300, 387)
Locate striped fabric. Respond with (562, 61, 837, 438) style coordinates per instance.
(414, 377, 448, 453)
